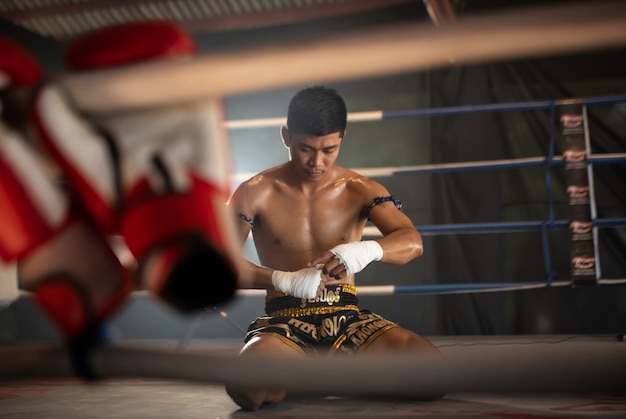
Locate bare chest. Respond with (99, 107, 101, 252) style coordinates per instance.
(252, 191, 365, 264)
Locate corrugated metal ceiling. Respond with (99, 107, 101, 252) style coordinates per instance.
(0, 0, 422, 40)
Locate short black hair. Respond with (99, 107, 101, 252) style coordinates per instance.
(286, 86, 347, 137)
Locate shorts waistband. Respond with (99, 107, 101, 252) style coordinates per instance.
(265, 284, 358, 317)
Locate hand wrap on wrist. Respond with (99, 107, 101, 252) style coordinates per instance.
(271, 266, 323, 299)
(329, 241, 383, 275)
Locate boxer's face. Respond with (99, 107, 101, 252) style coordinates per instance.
(283, 128, 343, 181)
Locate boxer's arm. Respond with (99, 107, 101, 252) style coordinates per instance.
(238, 253, 325, 299)
(310, 181, 423, 280)
(309, 242, 382, 280)
(228, 182, 256, 283)
(311, 222, 421, 280)
(369, 201, 423, 264)
(229, 183, 326, 298)
(229, 182, 275, 290)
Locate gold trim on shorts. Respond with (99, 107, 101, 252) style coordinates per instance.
(329, 323, 397, 354)
(355, 324, 397, 352)
(268, 304, 360, 318)
(265, 283, 357, 301)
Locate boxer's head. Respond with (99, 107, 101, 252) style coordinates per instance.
(281, 87, 347, 181)
(286, 86, 347, 138)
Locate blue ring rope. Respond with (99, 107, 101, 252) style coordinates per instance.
(412, 218, 626, 235)
(223, 278, 626, 298)
(379, 95, 626, 120)
(391, 154, 626, 176)
(356, 278, 626, 296)
(227, 95, 626, 127)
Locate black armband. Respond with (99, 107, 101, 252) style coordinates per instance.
(367, 196, 403, 220)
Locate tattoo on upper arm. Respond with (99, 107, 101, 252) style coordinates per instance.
(239, 212, 254, 228)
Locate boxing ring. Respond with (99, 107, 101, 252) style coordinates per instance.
(225, 94, 626, 297)
(1, 2, 626, 417)
(3, 95, 625, 415)
(164, 93, 626, 398)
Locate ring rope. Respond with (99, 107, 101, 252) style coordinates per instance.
(225, 95, 626, 129)
(363, 217, 626, 237)
(234, 278, 626, 297)
(1, 343, 624, 395)
(231, 153, 626, 183)
(60, 2, 626, 113)
(16, 276, 624, 304)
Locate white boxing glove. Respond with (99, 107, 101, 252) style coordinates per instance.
(271, 266, 324, 299)
(329, 241, 383, 276)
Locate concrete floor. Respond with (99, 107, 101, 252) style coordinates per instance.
(2, 379, 625, 418)
(1, 335, 625, 418)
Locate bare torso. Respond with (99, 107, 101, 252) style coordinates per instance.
(235, 163, 376, 285)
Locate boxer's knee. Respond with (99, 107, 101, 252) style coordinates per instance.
(226, 334, 299, 410)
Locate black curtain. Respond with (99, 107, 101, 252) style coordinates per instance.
(428, 49, 626, 335)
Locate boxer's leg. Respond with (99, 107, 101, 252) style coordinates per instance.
(226, 334, 303, 411)
(364, 327, 441, 354)
(363, 326, 445, 400)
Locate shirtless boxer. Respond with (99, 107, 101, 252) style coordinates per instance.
(226, 86, 442, 410)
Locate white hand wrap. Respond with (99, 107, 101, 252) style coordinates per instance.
(329, 241, 383, 275)
(271, 266, 323, 299)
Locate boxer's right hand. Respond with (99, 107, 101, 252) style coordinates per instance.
(271, 266, 326, 299)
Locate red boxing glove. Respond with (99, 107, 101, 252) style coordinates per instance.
(0, 37, 133, 340)
(0, 38, 41, 88)
(34, 22, 240, 312)
(65, 21, 196, 71)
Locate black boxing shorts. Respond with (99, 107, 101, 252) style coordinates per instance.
(243, 284, 398, 356)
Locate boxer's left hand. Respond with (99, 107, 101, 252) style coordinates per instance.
(309, 241, 383, 279)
